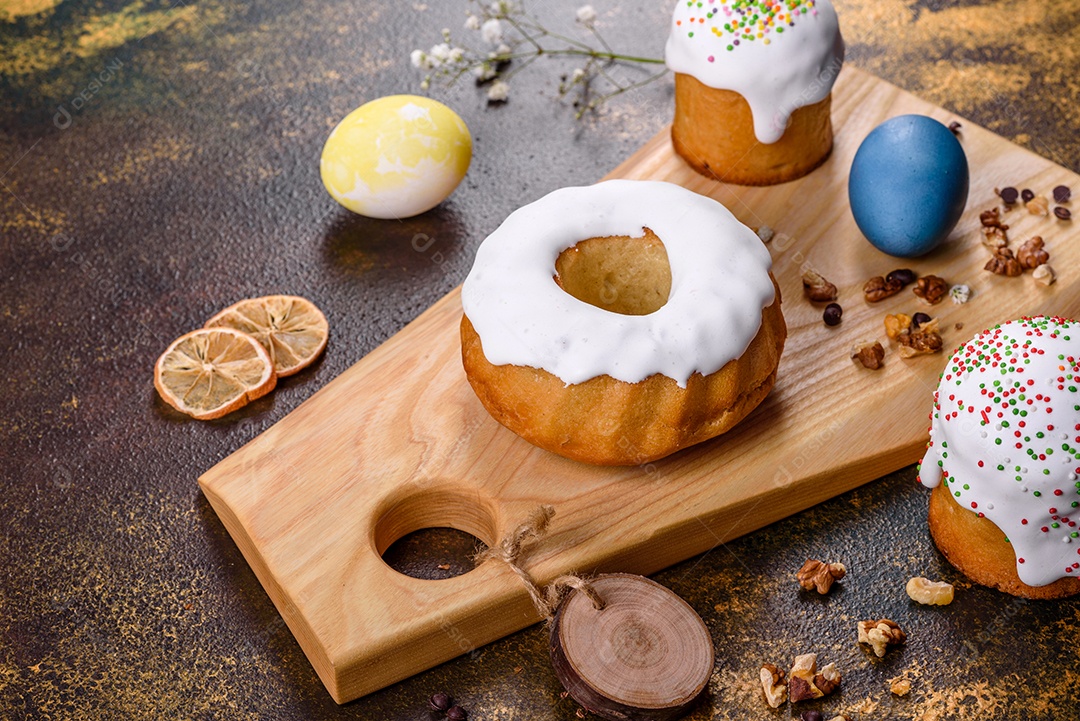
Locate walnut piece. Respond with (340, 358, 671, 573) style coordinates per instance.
(896, 318, 943, 358)
(1017, 236, 1049, 269)
(1033, 263, 1056, 286)
(981, 225, 1008, 249)
(791, 653, 816, 675)
(890, 677, 913, 696)
(816, 662, 842, 696)
(788, 653, 841, 703)
(906, 576, 954, 605)
(796, 559, 847, 594)
(913, 275, 948, 304)
(759, 663, 787, 708)
(884, 313, 912, 340)
(863, 275, 903, 302)
(851, 340, 885, 370)
(985, 247, 1023, 277)
(788, 654, 821, 702)
(1026, 195, 1050, 215)
(979, 207, 1008, 229)
(857, 619, 907, 658)
(803, 269, 838, 302)
(906, 317, 942, 347)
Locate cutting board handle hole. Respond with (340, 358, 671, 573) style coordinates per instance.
(373, 485, 498, 580)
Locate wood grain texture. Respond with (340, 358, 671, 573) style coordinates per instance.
(198, 66, 1080, 703)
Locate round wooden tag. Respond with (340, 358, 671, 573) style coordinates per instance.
(549, 573, 713, 721)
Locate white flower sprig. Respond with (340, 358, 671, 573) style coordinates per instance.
(410, 1, 666, 117)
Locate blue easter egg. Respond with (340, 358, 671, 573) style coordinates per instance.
(849, 115, 969, 258)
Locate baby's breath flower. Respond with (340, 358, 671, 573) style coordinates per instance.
(474, 62, 497, 81)
(560, 67, 590, 93)
(487, 80, 509, 102)
(429, 42, 452, 66)
(950, 284, 972, 304)
(409, 0, 664, 119)
(481, 18, 503, 45)
(576, 5, 597, 26)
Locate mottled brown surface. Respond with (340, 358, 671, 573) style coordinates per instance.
(1, 0, 1078, 719)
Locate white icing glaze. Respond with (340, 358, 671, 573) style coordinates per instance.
(664, 0, 844, 144)
(461, 179, 775, 387)
(919, 316, 1080, 587)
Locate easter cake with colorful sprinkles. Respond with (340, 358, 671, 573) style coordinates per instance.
(665, 0, 844, 185)
(920, 316, 1080, 599)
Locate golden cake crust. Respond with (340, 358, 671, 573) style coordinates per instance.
(928, 483, 1080, 599)
(671, 72, 833, 186)
(460, 277, 786, 466)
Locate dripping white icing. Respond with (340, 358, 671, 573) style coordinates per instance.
(919, 316, 1080, 586)
(664, 0, 845, 144)
(461, 179, 775, 388)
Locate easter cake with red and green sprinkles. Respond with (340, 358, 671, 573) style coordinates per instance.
(664, 0, 845, 185)
(920, 316, 1080, 599)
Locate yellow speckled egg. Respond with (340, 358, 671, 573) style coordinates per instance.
(320, 95, 472, 219)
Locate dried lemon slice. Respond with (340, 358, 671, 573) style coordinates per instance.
(205, 295, 328, 377)
(154, 327, 276, 420)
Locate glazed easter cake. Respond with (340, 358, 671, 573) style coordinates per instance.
(920, 316, 1080, 599)
(460, 179, 786, 466)
(665, 0, 845, 185)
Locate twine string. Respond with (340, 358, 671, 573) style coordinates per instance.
(475, 505, 605, 619)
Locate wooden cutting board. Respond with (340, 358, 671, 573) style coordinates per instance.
(199, 66, 1080, 704)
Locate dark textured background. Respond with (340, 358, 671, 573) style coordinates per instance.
(2, 0, 1079, 718)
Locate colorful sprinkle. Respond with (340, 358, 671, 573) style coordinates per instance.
(673, 0, 819, 51)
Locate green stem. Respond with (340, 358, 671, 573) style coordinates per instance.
(519, 21, 594, 52)
(501, 52, 541, 81)
(504, 16, 544, 53)
(542, 47, 665, 64)
(576, 67, 669, 118)
(481, 47, 664, 66)
(589, 25, 615, 56)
